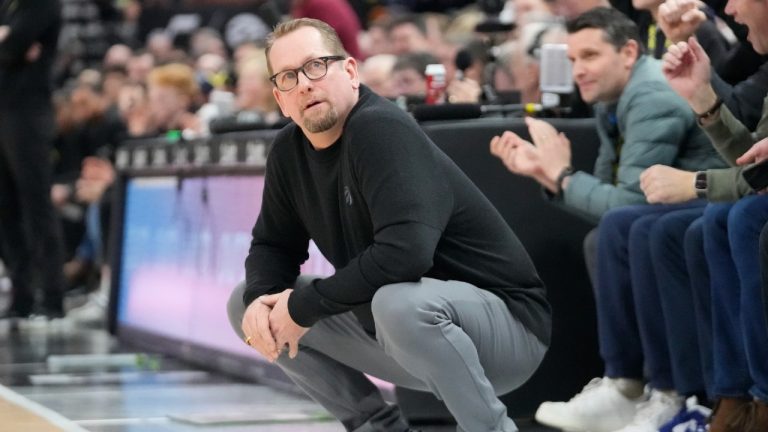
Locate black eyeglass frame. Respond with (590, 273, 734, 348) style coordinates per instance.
(269, 55, 347, 92)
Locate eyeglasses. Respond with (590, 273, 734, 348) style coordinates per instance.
(270, 56, 346, 92)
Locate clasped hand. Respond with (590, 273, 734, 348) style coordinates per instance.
(240, 289, 309, 362)
(489, 117, 572, 193)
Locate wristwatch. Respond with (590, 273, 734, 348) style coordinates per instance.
(694, 171, 708, 199)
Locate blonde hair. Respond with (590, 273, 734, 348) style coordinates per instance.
(264, 18, 348, 76)
(238, 54, 279, 112)
(147, 63, 199, 99)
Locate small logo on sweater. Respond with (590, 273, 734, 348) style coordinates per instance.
(343, 186, 353, 206)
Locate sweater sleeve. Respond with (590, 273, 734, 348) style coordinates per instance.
(702, 95, 768, 200)
(702, 100, 761, 164)
(243, 140, 311, 307)
(288, 107, 454, 327)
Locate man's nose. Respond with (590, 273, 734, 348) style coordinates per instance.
(296, 70, 314, 90)
(571, 60, 584, 78)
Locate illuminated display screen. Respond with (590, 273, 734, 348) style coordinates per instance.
(117, 175, 334, 358)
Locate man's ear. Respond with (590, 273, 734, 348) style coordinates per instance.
(621, 39, 640, 68)
(344, 57, 360, 89)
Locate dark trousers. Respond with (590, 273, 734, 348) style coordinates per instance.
(703, 197, 768, 403)
(597, 202, 707, 395)
(684, 217, 715, 399)
(761, 221, 768, 335)
(0, 105, 65, 315)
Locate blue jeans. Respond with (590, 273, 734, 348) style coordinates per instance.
(597, 202, 706, 393)
(761, 221, 768, 334)
(684, 217, 714, 399)
(704, 196, 768, 403)
(651, 208, 709, 396)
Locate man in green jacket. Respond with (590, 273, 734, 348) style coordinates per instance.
(490, 8, 724, 221)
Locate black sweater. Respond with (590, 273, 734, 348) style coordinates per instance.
(244, 86, 552, 345)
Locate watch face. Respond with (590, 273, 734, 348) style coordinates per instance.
(695, 172, 707, 192)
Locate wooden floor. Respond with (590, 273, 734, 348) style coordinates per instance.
(0, 389, 77, 432)
(0, 318, 557, 432)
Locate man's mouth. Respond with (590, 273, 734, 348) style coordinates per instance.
(304, 100, 323, 111)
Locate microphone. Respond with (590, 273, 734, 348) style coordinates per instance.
(454, 49, 473, 81)
(411, 103, 547, 122)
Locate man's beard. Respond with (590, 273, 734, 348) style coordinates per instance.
(303, 105, 339, 133)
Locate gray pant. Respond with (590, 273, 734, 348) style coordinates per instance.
(227, 277, 547, 432)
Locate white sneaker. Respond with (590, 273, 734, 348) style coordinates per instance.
(614, 389, 684, 432)
(534, 377, 644, 432)
(66, 292, 107, 325)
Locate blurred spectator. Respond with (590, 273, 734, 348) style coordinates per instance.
(126, 51, 155, 84)
(359, 20, 391, 57)
(103, 44, 132, 69)
(360, 54, 398, 99)
(392, 51, 439, 99)
(77, 68, 102, 88)
(235, 54, 280, 120)
(551, 0, 609, 19)
(292, 0, 362, 59)
(493, 40, 541, 104)
(101, 65, 129, 107)
(445, 39, 491, 103)
(54, 82, 126, 187)
(196, 52, 230, 93)
(147, 63, 201, 135)
(508, 0, 554, 25)
(387, 14, 431, 55)
(189, 27, 228, 60)
(233, 41, 264, 69)
(145, 29, 175, 64)
(117, 81, 153, 137)
(498, 23, 566, 104)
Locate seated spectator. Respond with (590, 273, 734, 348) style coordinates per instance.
(445, 39, 494, 104)
(189, 27, 227, 59)
(103, 44, 132, 69)
(657, 0, 768, 130)
(359, 54, 398, 99)
(359, 20, 391, 57)
(391, 51, 439, 100)
(634, 0, 731, 62)
(145, 29, 174, 64)
(550, 0, 610, 20)
(146, 63, 202, 136)
(116, 81, 152, 137)
(234, 54, 281, 123)
(387, 14, 432, 55)
(489, 8, 721, 220)
(633, 6, 768, 426)
(126, 51, 155, 84)
(469, 22, 566, 105)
